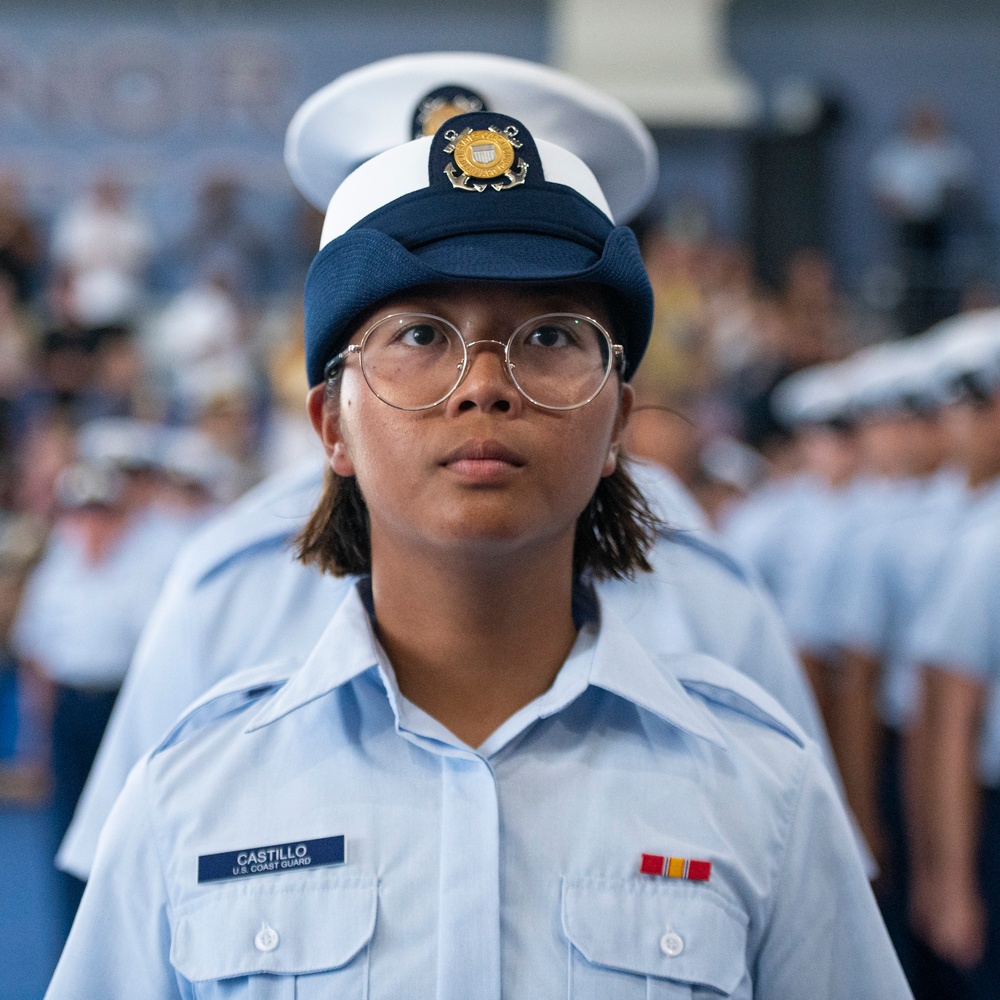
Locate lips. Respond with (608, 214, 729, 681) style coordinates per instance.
(441, 439, 526, 469)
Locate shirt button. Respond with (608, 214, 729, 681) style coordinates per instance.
(255, 924, 279, 952)
(660, 930, 684, 958)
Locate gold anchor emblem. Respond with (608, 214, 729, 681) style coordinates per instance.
(443, 126, 529, 192)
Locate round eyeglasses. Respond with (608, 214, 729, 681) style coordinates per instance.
(323, 312, 626, 411)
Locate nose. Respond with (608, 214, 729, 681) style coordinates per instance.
(446, 339, 522, 415)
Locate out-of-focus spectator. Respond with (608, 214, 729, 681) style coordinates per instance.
(180, 358, 263, 495)
(151, 271, 242, 375)
(0, 172, 43, 305)
(13, 327, 126, 434)
(169, 175, 271, 301)
(157, 427, 241, 521)
(0, 273, 38, 502)
(871, 103, 975, 335)
(0, 513, 44, 771)
(633, 226, 710, 401)
(13, 414, 76, 519)
(87, 325, 149, 420)
(0, 272, 36, 394)
(702, 244, 762, 376)
(782, 249, 855, 367)
(49, 174, 153, 330)
(12, 458, 182, 939)
(261, 314, 323, 476)
(720, 250, 858, 456)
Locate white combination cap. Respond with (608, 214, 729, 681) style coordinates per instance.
(922, 308, 1000, 395)
(773, 362, 857, 427)
(77, 418, 164, 472)
(285, 51, 657, 224)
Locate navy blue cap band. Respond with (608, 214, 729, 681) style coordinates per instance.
(304, 111, 653, 386)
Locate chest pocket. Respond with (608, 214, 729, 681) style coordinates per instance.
(170, 873, 377, 1000)
(562, 876, 750, 999)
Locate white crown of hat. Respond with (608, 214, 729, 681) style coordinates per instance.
(923, 309, 1000, 387)
(774, 362, 856, 425)
(286, 51, 657, 226)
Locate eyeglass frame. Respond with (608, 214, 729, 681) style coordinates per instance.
(322, 311, 627, 412)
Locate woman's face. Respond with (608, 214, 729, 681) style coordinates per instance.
(309, 283, 632, 567)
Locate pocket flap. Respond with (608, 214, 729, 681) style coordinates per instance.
(562, 876, 748, 994)
(171, 872, 377, 981)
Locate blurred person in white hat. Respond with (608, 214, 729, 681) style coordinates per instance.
(50, 173, 152, 329)
(902, 311, 1000, 993)
(11, 459, 171, 942)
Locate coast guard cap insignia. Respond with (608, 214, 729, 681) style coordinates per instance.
(444, 125, 527, 192)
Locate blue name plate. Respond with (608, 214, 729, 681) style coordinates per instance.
(198, 835, 345, 883)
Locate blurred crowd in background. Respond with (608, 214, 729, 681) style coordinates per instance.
(0, 87, 999, 998)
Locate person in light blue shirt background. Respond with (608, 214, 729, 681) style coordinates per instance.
(904, 322, 1000, 996)
(13, 457, 188, 939)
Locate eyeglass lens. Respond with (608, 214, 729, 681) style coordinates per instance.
(359, 313, 613, 410)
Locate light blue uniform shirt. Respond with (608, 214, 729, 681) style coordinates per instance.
(781, 477, 913, 657)
(833, 471, 968, 729)
(59, 460, 835, 881)
(721, 474, 814, 603)
(909, 476, 1000, 785)
(46, 584, 908, 1000)
(14, 510, 193, 688)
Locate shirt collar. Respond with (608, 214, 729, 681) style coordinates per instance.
(585, 595, 728, 749)
(245, 581, 380, 732)
(246, 577, 728, 752)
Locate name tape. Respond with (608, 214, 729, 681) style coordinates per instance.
(198, 834, 345, 883)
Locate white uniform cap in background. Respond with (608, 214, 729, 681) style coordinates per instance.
(55, 463, 126, 510)
(842, 339, 942, 414)
(700, 435, 768, 493)
(77, 418, 164, 472)
(773, 361, 856, 427)
(285, 51, 657, 224)
(920, 308, 1000, 394)
(160, 428, 241, 503)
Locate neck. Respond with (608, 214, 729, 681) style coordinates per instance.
(369, 535, 579, 749)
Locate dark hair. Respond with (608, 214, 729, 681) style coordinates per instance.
(296, 381, 662, 581)
(297, 457, 660, 581)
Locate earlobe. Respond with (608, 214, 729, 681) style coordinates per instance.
(306, 384, 356, 476)
(601, 442, 620, 477)
(330, 440, 355, 477)
(602, 383, 634, 476)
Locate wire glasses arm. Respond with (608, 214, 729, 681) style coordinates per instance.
(611, 344, 626, 374)
(323, 344, 362, 382)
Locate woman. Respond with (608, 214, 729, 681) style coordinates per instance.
(46, 105, 910, 998)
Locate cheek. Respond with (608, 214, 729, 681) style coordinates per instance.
(336, 387, 425, 493)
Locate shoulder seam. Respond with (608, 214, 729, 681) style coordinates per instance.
(151, 668, 293, 756)
(193, 533, 298, 588)
(658, 527, 750, 584)
(678, 677, 807, 749)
